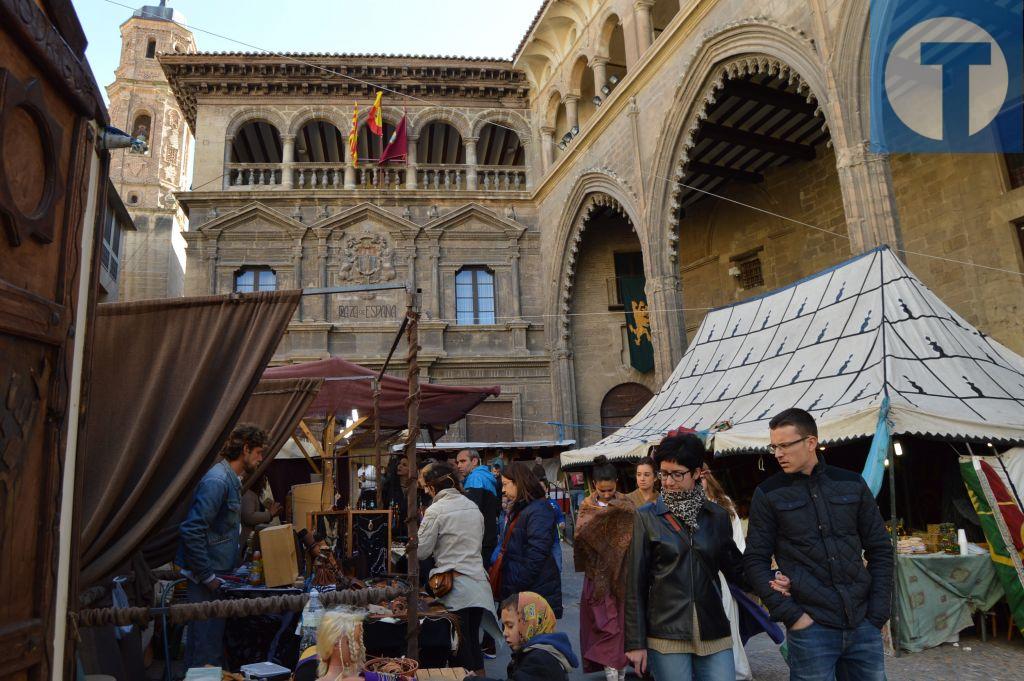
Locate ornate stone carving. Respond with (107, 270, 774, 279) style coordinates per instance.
(338, 233, 397, 284)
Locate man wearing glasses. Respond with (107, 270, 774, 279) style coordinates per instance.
(743, 408, 892, 680)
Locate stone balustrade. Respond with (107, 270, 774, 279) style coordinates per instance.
(223, 162, 527, 192)
(227, 163, 283, 187)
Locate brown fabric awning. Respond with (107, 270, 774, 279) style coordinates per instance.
(263, 356, 500, 430)
(78, 292, 300, 586)
(240, 377, 323, 490)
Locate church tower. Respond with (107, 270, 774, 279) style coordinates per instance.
(107, 1, 196, 299)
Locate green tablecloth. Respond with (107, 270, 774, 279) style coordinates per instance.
(896, 552, 1004, 652)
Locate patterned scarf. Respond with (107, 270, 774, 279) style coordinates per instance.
(516, 591, 557, 640)
(662, 483, 707, 532)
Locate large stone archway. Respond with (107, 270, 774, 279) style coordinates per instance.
(547, 172, 666, 443)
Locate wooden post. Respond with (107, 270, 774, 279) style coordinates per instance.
(403, 290, 422, 659)
(373, 378, 383, 509)
(888, 441, 900, 657)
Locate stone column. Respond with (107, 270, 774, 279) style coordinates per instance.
(550, 346, 580, 443)
(223, 136, 233, 189)
(540, 127, 555, 171)
(835, 143, 904, 254)
(430, 240, 442, 318)
(281, 134, 295, 189)
(634, 0, 655, 53)
(344, 133, 356, 189)
(591, 56, 609, 94)
(318, 237, 329, 321)
(563, 95, 580, 131)
(293, 238, 304, 320)
(465, 136, 479, 190)
(510, 246, 523, 319)
(645, 273, 686, 385)
(406, 134, 419, 189)
(207, 240, 220, 293)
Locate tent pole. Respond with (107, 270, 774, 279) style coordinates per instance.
(373, 378, 382, 509)
(888, 440, 900, 657)
(403, 289, 423, 660)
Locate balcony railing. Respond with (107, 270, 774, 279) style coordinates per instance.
(222, 162, 528, 192)
(227, 163, 283, 187)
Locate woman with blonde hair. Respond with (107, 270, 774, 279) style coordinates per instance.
(314, 609, 366, 681)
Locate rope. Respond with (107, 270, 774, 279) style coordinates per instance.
(71, 585, 406, 628)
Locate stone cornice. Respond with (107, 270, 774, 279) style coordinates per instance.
(159, 54, 530, 132)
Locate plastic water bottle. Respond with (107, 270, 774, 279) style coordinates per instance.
(299, 589, 324, 651)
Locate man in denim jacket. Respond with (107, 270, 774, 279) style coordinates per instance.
(176, 424, 268, 667)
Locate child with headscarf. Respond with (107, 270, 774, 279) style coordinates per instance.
(473, 591, 578, 681)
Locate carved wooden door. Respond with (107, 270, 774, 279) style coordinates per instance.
(0, 4, 101, 678)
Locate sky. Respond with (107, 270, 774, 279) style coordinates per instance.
(76, 0, 546, 96)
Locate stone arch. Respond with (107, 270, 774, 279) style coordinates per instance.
(544, 90, 564, 130)
(224, 107, 288, 140)
(832, 1, 871, 144)
(547, 171, 643, 345)
(286, 106, 347, 138)
(469, 109, 531, 142)
(568, 54, 590, 94)
(645, 20, 831, 270)
(410, 107, 471, 140)
(356, 105, 404, 133)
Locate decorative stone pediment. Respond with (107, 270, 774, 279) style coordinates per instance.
(310, 202, 421, 241)
(198, 202, 306, 237)
(424, 203, 526, 241)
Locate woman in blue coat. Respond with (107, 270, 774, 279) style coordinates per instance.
(495, 462, 563, 618)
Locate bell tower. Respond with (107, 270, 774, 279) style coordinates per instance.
(107, 1, 196, 299)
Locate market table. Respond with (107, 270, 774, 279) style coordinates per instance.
(895, 552, 1004, 652)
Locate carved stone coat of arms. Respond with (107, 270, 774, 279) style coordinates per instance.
(339, 234, 397, 284)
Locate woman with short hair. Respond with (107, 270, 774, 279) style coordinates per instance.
(624, 434, 748, 681)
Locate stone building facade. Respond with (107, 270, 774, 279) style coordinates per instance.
(143, 0, 1024, 447)
(106, 4, 195, 300)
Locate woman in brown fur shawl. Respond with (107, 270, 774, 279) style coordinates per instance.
(574, 457, 636, 681)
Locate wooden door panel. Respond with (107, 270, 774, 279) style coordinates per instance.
(0, 4, 95, 678)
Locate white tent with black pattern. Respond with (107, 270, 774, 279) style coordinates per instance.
(561, 246, 1024, 468)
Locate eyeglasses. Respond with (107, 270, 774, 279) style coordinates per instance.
(767, 437, 809, 453)
(657, 469, 693, 482)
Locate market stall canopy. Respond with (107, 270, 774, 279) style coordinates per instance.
(562, 247, 1024, 468)
(263, 356, 501, 432)
(240, 377, 324, 489)
(78, 291, 300, 586)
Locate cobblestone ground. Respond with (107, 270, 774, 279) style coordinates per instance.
(484, 544, 1024, 681)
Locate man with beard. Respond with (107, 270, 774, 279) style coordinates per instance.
(177, 423, 268, 667)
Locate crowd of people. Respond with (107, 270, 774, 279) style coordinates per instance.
(174, 407, 893, 681)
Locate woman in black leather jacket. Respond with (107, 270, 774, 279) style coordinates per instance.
(624, 433, 748, 681)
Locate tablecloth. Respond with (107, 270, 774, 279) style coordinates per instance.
(896, 553, 1004, 652)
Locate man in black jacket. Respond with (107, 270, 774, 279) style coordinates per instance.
(744, 408, 892, 680)
(456, 448, 500, 565)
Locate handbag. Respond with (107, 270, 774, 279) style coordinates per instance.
(487, 514, 521, 599)
(428, 570, 456, 598)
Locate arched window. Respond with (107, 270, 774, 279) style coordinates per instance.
(601, 16, 628, 83)
(417, 121, 465, 164)
(600, 383, 654, 437)
(234, 266, 277, 293)
(455, 266, 495, 325)
(145, 38, 156, 59)
(296, 119, 346, 163)
(476, 123, 525, 166)
(230, 121, 283, 163)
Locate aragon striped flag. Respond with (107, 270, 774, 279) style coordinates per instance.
(348, 101, 359, 168)
(367, 91, 384, 136)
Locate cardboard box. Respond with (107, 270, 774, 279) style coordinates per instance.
(259, 523, 298, 587)
(416, 669, 469, 680)
(290, 482, 324, 531)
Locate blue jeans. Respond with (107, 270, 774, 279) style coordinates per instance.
(648, 647, 735, 681)
(786, 619, 886, 681)
(184, 580, 225, 668)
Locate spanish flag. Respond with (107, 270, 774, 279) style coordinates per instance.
(348, 101, 359, 167)
(367, 91, 384, 136)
